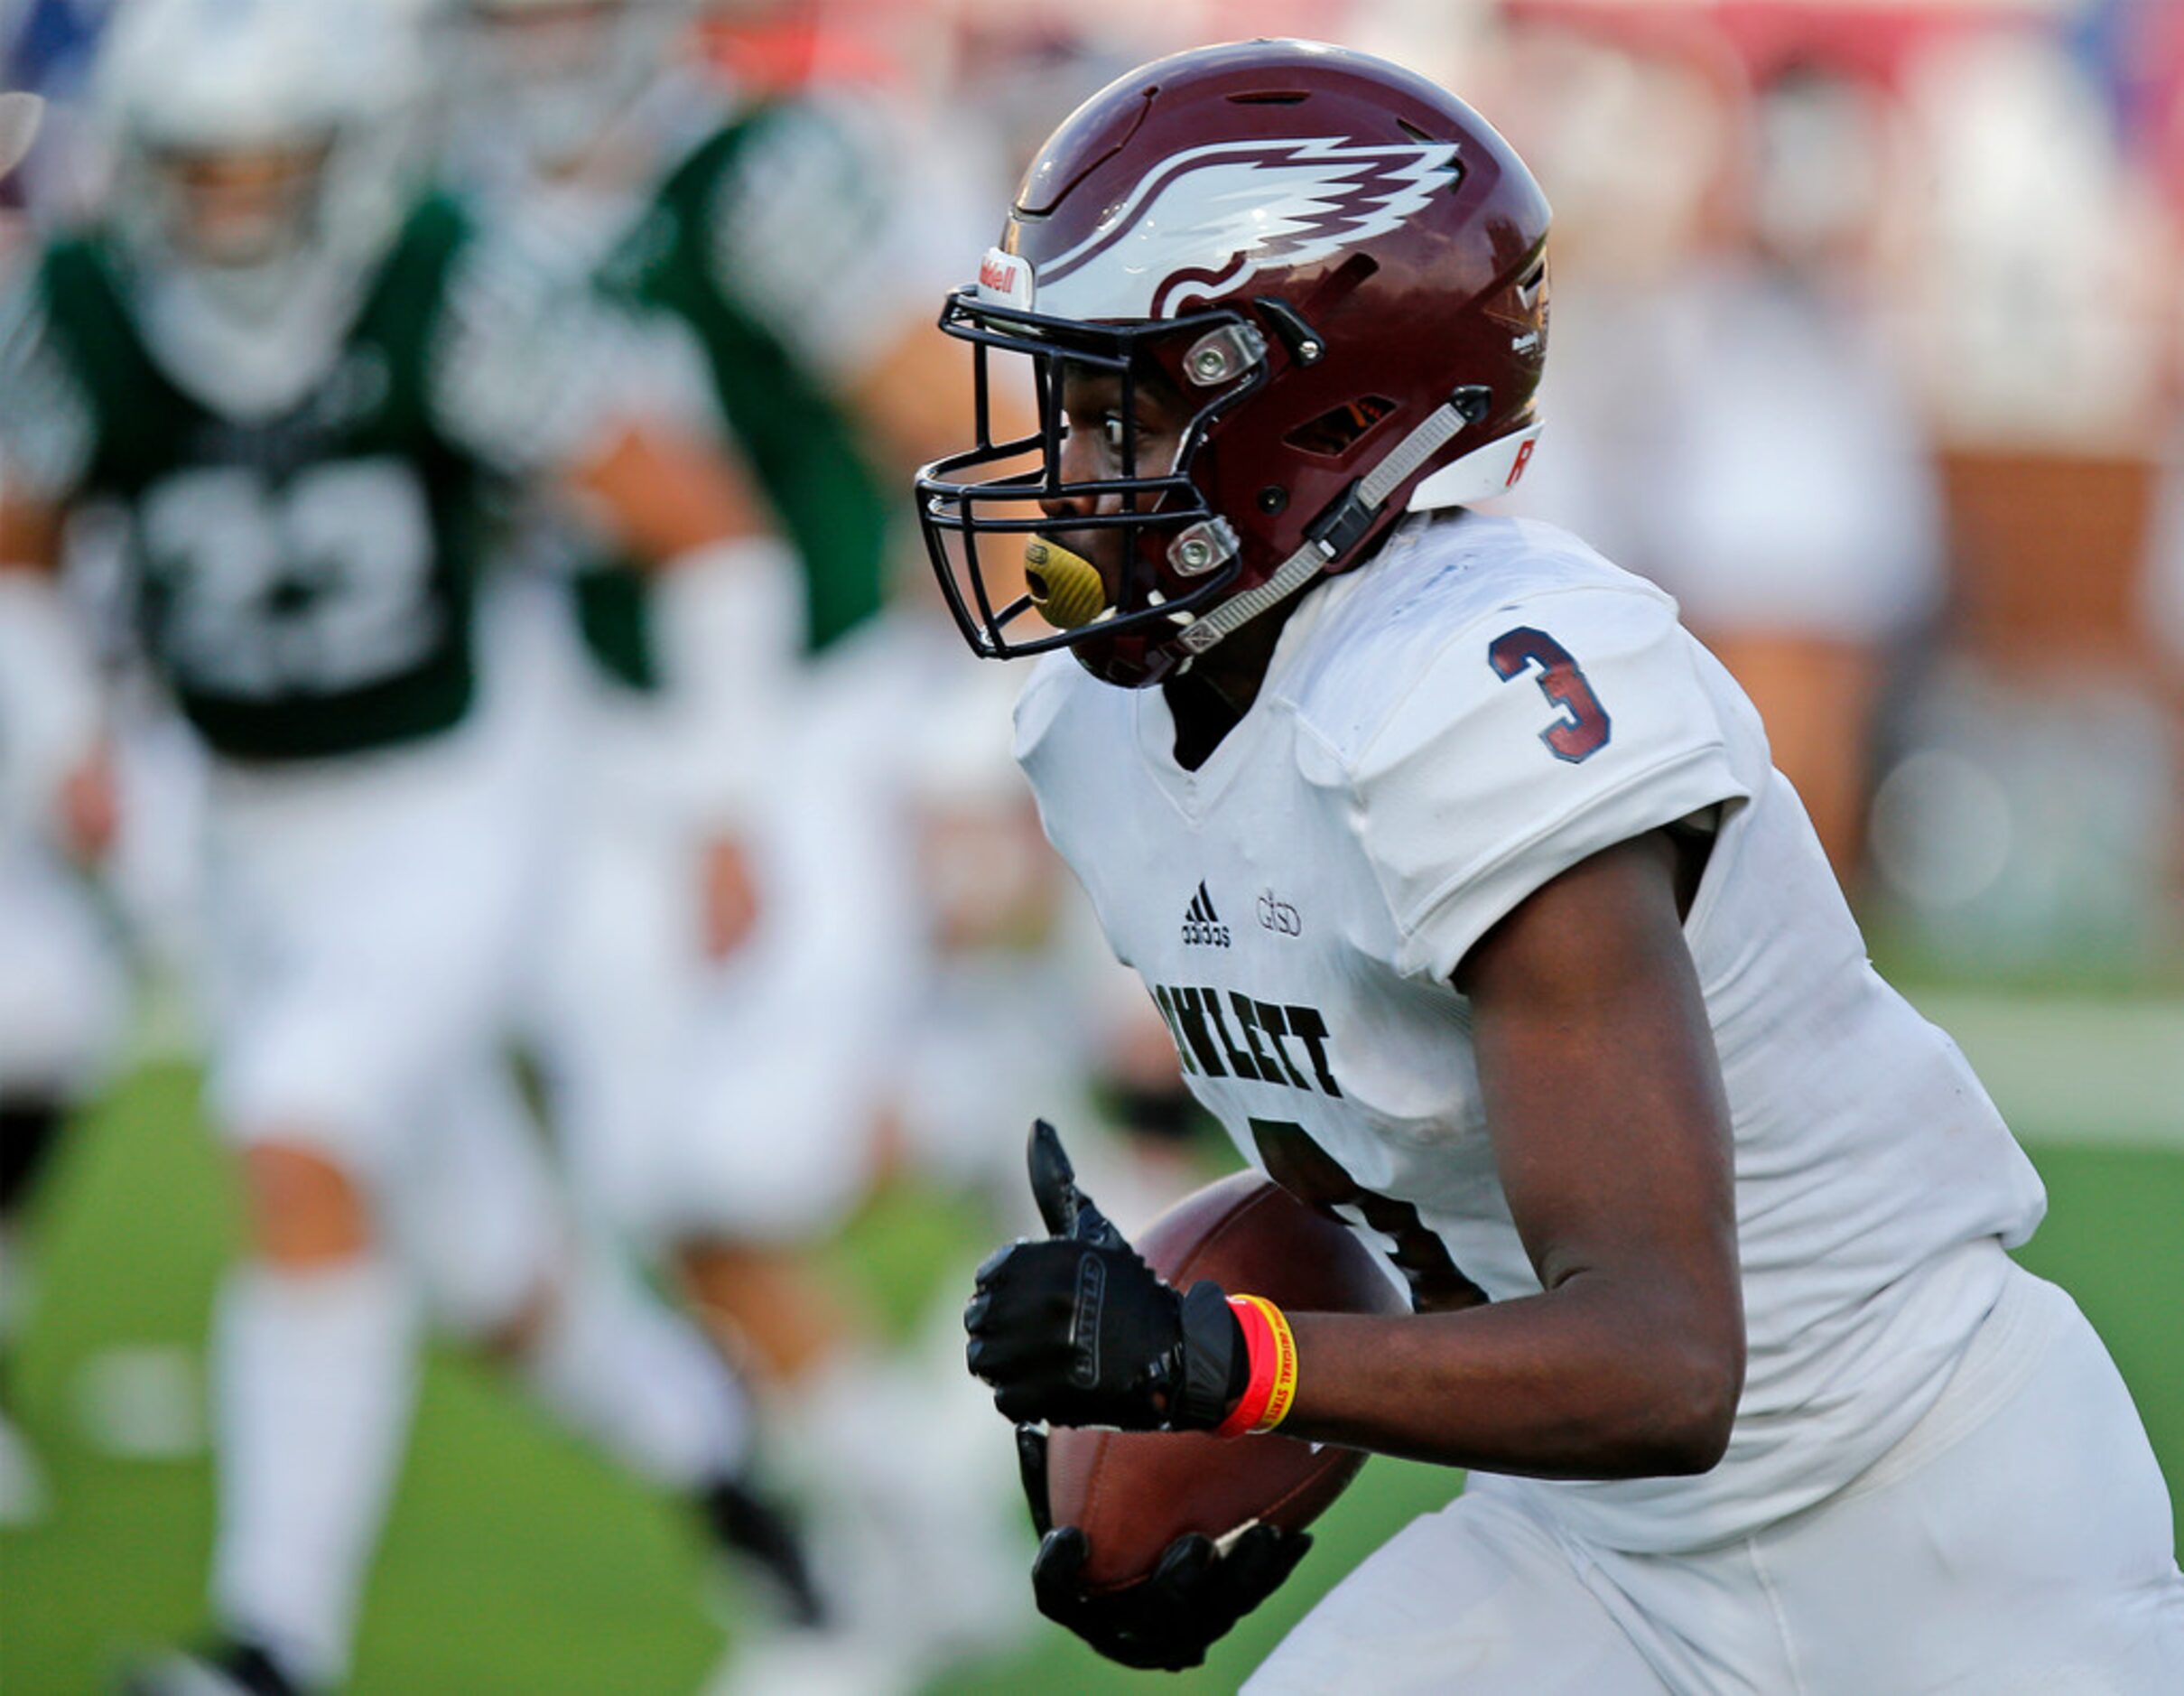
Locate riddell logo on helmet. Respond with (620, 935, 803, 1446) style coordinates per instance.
(1505, 436, 1538, 490)
(976, 247, 1034, 309)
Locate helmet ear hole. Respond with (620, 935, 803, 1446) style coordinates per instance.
(1283, 396, 1397, 460)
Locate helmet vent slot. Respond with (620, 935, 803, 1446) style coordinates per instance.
(1296, 251, 1380, 321)
(1284, 396, 1397, 459)
(1228, 90, 1308, 105)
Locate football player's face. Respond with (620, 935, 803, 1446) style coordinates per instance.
(1039, 360, 1191, 598)
(156, 142, 330, 267)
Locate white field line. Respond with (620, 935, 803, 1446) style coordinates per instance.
(1906, 991, 2184, 1151)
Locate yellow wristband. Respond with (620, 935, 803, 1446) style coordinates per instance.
(1230, 1294, 1300, 1433)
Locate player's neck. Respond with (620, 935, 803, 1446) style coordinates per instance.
(1159, 519, 1424, 767)
(1162, 607, 1291, 770)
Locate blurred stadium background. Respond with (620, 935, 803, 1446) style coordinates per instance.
(3, 0, 2179, 1691)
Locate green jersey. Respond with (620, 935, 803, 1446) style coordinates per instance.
(4, 197, 585, 761)
(576, 99, 897, 689)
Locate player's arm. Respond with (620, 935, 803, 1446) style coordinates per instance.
(428, 232, 768, 571)
(530, 295, 771, 569)
(846, 318, 1038, 481)
(705, 99, 1040, 480)
(969, 830, 1743, 1480)
(0, 489, 113, 860)
(0, 272, 84, 582)
(0, 271, 119, 853)
(0, 486, 64, 574)
(1278, 827, 1743, 1477)
(556, 416, 767, 569)
(546, 403, 787, 956)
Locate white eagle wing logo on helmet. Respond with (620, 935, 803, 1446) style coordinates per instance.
(1035, 137, 1459, 321)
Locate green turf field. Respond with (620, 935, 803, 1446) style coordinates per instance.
(2, 1040, 2179, 1695)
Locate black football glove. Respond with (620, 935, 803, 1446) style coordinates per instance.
(1013, 1421, 1314, 1672)
(964, 1120, 1245, 1431)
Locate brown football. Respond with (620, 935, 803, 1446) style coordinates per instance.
(1046, 1170, 1408, 1592)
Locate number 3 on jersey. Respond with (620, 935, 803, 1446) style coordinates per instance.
(1249, 1118, 1488, 1315)
(1489, 626, 1612, 762)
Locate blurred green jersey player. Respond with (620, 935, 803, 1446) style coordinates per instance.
(448, 5, 1033, 1689)
(0, 1, 824, 1690)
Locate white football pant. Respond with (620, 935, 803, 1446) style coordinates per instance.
(1253, 1260, 2184, 1694)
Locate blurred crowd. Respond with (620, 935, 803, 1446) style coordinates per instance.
(1, 1, 2179, 1692)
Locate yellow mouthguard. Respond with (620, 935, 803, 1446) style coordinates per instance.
(1022, 537, 1109, 630)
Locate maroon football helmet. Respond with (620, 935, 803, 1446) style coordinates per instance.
(915, 38, 1553, 688)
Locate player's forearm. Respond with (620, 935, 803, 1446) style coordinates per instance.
(0, 558, 107, 843)
(0, 492, 66, 571)
(561, 422, 767, 567)
(1280, 1277, 1742, 1479)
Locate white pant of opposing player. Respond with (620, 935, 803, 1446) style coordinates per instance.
(192, 705, 755, 1685)
(191, 710, 531, 1686)
(532, 646, 922, 1250)
(198, 706, 537, 1165)
(532, 760, 907, 1247)
(1251, 1258, 2184, 1695)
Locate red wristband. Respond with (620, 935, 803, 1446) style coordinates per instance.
(1214, 1294, 1298, 1437)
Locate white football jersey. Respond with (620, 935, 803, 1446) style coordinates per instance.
(1015, 509, 2047, 1553)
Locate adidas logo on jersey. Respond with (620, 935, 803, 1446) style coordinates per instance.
(1181, 881, 1231, 948)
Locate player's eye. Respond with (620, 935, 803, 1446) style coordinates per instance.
(1102, 414, 1129, 455)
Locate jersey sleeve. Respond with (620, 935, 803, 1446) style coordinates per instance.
(1338, 586, 1752, 984)
(0, 266, 96, 506)
(425, 229, 630, 477)
(702, 98, 964, 389)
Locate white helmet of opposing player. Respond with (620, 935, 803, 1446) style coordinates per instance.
(94, 0, 424, 312)
(455, 0, 694, 172)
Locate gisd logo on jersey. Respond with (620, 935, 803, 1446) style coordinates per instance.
(1180, 881, 1231, 948)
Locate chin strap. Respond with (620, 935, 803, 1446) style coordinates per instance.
(1175, 387, 1480, 660)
